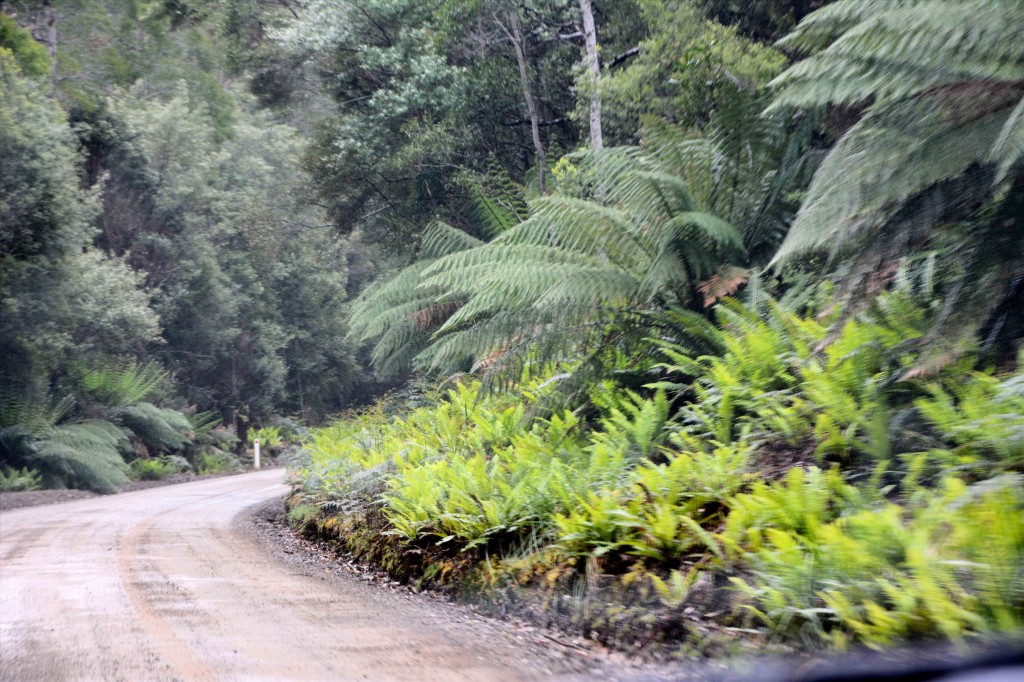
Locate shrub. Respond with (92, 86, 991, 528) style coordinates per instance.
(727, 473, 1024, 648)
(193, 449, 240, 475)
(0, 465, 43, 492)
(130, 455, 189, 481)
(248, 425, 283, 449)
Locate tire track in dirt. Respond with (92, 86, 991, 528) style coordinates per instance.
(0, 470, 623, 681)
(117, 496, 220, 681)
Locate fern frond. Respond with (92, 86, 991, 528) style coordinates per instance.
(992, 95, 1024, 188)
(418, 220, 486, 259)
(48, 420, 129, 454)
(114, 402, 192, 452)
(772, 1, 1024, 109)
(773, 87, 1017, 263)
(29, 420, 132, 493)
(76, 361, 168, 408)
(0, 393, 76, 434)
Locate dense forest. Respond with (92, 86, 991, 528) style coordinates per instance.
(2, 0, 1023, 657)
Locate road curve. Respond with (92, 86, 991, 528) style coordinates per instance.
(0, 470, 595, 681)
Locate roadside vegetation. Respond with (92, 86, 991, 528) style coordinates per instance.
(279, 0, 1024, 657)
(288, 300, 1023, 653)
(3, 0, 1022, 659)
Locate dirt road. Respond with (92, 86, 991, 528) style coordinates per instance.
(0, 470, 626, 681)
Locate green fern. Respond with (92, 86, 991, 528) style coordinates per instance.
(0, 465, 43, 491)
(410, 146, 744, 375)
(0, 393, 75, 435)
(1, 419, 131, 494)
(75, 360, 168, 408)
(768, 0, 1024, 351)
(113, 402, 192, 453)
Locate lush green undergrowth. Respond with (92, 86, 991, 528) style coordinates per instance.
(286, 298, 1023, 654)
(0, 362, 245, 492)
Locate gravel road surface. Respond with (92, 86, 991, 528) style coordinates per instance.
(0, 470, 633, 681)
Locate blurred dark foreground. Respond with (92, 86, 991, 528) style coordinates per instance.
(717, 638, 1024, 682)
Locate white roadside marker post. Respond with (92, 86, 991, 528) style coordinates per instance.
(254, 438, 261, 470)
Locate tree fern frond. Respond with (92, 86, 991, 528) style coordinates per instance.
(48, 420, 129, 454)
(114, 402, 191, 452)
(15, 419, 133, 494)
(772, 86, 1018, 264)
(420, 243, 599, 288)
(466, 163, 528, 238)
(992, 95, 1024, 188)
(777, 1, 1020, 66)
(371, 317, 430, 376)
(610, 170, 699, 227)
(663, 212, 744, 250)
(504, 196, 656, 269)
(76, 361, 168, 408)
(418, 220, 486, 259)
(776, 0, 926, 53)
(32, 438, 129, 494)
(0, 394, 75, 434)
(353, 292, 448, 341)
(561, 145, 647, 198)
(189, 411, 221, 436)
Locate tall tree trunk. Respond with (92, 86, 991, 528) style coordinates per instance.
(498, 10, 547, 195)
(579, 0, 603, 150)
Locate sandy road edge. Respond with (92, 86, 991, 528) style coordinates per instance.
(230, 495, 1024, 682)
(229, 495, 680, 681)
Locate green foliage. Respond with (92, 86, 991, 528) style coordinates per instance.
(131, 455, 189, 481)
(0, 390, 134, 493)
(193, 448, 240, 476)
(355, 123, 757, 380)
(75, 361, 167, 408)
(729, 475, 1024, 648)
(915, 369, 1024, 471)
(0, 465, 43, 492)
(113, 402, 192, 454)
(658, 294, 931, 460)
(553, 441, 750, 563)
(292, 291, 1024, 651)
(769, 0, 1024, 351)
(248, 425, 283, 449)
(0, 51, 160, 393)
(0, 420, 131, 494)
(594, 1, 786, 142)
(277, 0, 590, 247)
(0, 15, 50, 78)
(286, 502, 317, 529)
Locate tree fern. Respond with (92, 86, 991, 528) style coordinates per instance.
(112, 402, 192, 454)
(766, 0, 1024, 354)
(407, 140, 744, 377)
(0, 419, 130, 494)
(75, 360, 168, 408)
(353, 102, 810, 379)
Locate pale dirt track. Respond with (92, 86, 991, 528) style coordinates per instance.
(0, 470, 632, 682)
